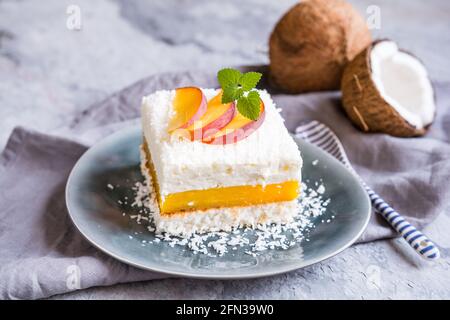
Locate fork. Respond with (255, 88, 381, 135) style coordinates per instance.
(295, 120, 440, 261)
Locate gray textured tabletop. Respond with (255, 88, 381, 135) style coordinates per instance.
(1, 0, 450, 299)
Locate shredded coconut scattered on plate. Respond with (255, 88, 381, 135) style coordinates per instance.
(108, 179, 331, 257)
(317, 184, 325, 194)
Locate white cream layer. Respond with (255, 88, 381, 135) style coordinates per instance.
(141, 88, 302, 196)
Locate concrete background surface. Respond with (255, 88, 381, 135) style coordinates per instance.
(1, 0, 449, 299)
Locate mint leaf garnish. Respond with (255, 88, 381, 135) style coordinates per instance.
(217, 68, 242, 89)
(237, 91, 261, 121)
(217, 68, 263, 120)
(221, 86, 243, 104)
(239, 72, 262, 91)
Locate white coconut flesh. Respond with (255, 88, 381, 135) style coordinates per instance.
(370, 41, 435, 129)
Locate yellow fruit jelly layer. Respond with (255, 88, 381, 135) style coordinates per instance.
(142, 141, 300, 214)
(160, 181, 300, 214)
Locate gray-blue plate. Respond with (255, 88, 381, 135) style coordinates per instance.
(66, 126, 371, 279)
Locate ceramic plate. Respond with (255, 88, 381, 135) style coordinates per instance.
(66, 126, 371, 279)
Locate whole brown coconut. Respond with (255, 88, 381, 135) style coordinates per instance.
(269, 0, 371, 93)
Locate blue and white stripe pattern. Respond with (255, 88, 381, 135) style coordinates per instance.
(295, 120, 440, 261)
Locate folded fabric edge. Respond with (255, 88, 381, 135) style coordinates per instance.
(0, 126, 88, 172)
(0, 126, 30, 170)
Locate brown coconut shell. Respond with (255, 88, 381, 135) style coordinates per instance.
(341, 39, 433, 137)
(269, 0, 371, 93)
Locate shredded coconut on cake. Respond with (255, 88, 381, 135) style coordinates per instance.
(108, 176, 331, 257)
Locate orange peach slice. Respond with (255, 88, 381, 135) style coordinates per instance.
(167, 87, 207, 132)
(187, 91, 236, 140)
(203, 99, 265, 145)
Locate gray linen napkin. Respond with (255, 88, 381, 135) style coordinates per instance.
(1, 68, 448, 299)
(0, 128, 168, 300)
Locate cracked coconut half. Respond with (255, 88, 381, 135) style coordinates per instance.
(341, 40, 436, 137)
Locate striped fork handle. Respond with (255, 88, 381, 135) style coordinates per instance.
(295, 120, 440, 261)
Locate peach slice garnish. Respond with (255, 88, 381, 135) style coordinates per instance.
(203, 99, 265, 145)
(187, 91, 236, 140)
(167, 87, 207, 132)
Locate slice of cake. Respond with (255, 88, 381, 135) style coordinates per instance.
(140, 84, 302, 236)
